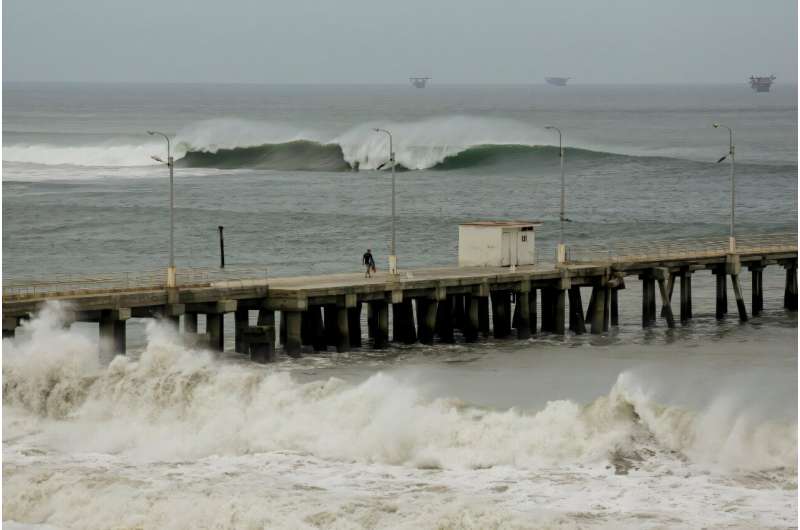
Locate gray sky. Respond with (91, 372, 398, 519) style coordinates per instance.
(3, 0, 797, 84)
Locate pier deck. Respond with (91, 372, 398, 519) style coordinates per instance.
(3, 234, 797, 360)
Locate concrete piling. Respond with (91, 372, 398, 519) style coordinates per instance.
(784, 261, 797, 311)
(749, 264, 763, 316)
(348, 303, 362, 348)
(568, 286, 586, 334)
(436, 295, 456, 343)
(640, 273, 656, 327)
(713, 267, 727, 319)
(477, 297, 490, 336)
(393, 299, 417, 344)
(247, 309, 276, 363)
(590, 285, 606, 334)
(283, 310, 302, 357)
(679, 271, 692, 323)
(235, 308, 249, 354)
(540, 288, 553, 333)
(655, 273, 676, 329)
(464, 295, 480, 342)
(516, 290, 531, 339)
(207, 313, 224, 351)
(730, 274, 748, 321)
(335, 306, 350, 352)
(553, 289, 566, 335)
(610, 288, 619, 327)
(99, 309, 128, 356)
(491, 290, 512, 338)
(184, 313, 198, 334)
(371, 301, 389, 348)
(417, 298, 438, 344)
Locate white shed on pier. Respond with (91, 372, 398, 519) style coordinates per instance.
(458, 220, 542, 267)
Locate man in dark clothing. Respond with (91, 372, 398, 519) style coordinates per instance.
(362, 249, 376, 278)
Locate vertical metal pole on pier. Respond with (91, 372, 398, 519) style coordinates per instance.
(148, 130, 177, 287)
(374, 128, 398, 275)
(546, 126, 566, 263)
(714, 123, 735, 253)
(218, 226, 225, 268)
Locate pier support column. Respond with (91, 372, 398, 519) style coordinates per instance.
(655, 269, 676, 329)
(207, 313, 224, 351)
(731, 274, 748, 322)
(2, 316, 18, 339)
(640, 272, 656, 327)
(99, 309, 129, 357)
(235, 309, 249, 354)
(713, 266, 728, 319)
(184, 313, 198, 335)
(283, 310, 302, 357)
(305, 306, 326, 351)
(393, 299, 417, 344)
(568, 286, 586, 334)
(477, 297, 490, 336)
(417, 298, 438, 345)
(436, 295, 455, 343)
(553, 288, 566, 335)
(679, 271, 693, 323)
(590, 285, 606, 334)
(348, 303, 362, 348)
(540, 288, 553, 333)
(248, 309, 276, 363)
(464, 295, 479, 342)
(610, 288, 619, 327)
(367, 304, 375, 342)
(335, 306, 350, 352)
(516, 291, 531, 339)
(784, 260, 797, 311)
(490, 290, 511, 339)
(323, 304, 338, 347)
(371, 301, 389, 348)
(749, 264, 764, 316)
(529, 288, 538, 334)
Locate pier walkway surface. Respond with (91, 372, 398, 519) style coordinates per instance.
(3, 233, 797, 361)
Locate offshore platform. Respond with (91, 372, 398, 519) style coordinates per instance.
(749, 75, 776, 92)
(545, 77, 570, 87)
(409, 76, 431, 88)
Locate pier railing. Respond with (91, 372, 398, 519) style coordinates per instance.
(565, 233, 798, 265)
(2, 266, 269, 300)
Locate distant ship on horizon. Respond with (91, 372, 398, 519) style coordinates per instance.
(545, 77, 570, 87)
(749, 75, 776, 93)
(409, 76, 431, 88)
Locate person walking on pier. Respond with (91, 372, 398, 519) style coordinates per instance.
(363, 249, 376, 278)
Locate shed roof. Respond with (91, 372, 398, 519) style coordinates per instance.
(459, 220, 543, 228)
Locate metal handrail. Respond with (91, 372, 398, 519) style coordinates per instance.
(566, 233, 797, 264)
(2, 265, 269, 300)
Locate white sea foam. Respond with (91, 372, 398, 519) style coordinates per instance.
(3, 304, 797, 529)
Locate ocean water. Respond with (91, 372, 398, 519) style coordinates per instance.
(2, 82, 798, 529)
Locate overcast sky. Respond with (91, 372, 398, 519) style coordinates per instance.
(3, 0, 797, 84)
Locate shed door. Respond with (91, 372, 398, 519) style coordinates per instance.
(501, 230, 515, 266)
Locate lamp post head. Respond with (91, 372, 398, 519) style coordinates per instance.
(713, 123, 720, 129)
(147, 130, 156, 135)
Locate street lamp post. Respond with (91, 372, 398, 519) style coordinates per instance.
(147, 130, 176, 288)
(713, 123, 736, 252)
(545, 125, 567, 263)
(373, 128, 398, 275)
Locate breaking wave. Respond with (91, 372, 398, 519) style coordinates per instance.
(3, 303, 796, 472)
(0, 116, 693, 173)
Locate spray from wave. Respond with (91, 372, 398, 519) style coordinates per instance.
(4, 303, 796, 473)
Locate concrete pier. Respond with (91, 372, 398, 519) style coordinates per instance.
(3, 235, 795, 360)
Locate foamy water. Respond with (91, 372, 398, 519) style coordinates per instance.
(3, 304, 796, 529)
